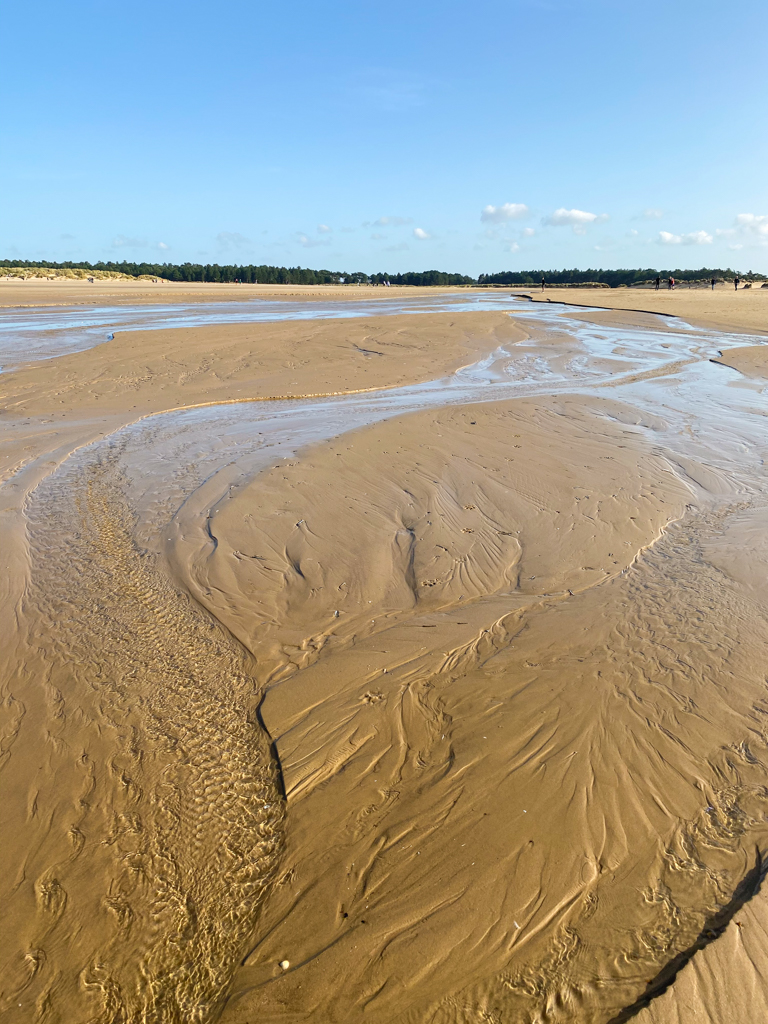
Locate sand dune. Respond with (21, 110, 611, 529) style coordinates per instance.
(1, 296, 766, 1023)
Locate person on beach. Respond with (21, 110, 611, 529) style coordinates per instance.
(655, 276, 660, 290)
(711, 277, 716, 290)
(541, 277, 546, 291)
(668, 276, 674, 290)
(734, 276, 740, 290)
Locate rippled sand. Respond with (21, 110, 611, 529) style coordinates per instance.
(0, 294, 766, 1023)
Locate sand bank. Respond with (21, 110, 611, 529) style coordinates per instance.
(521, 285, 768, 335)
(711, 343, 768, 378)
(1, 298, 767, 1023)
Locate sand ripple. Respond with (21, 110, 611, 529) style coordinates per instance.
(1, 442, 283, 1022)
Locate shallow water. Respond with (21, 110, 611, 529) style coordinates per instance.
(0, 292, 508, 368)
(103, 301, 765, 543)
(0, 289, 713, 369)
(1, 297, 766, 1023)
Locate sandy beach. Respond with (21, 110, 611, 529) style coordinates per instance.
(0, 277, 476, 308)
(2, 277, 766, 335)
(1, 288, 766, 1023)
(519, 284, 768, 336)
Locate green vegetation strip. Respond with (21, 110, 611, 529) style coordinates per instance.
(1, 260, 764, 288)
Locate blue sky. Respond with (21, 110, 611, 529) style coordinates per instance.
(3, 0, 766, 274)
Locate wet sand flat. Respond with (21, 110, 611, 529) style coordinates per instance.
(0, 295, 766, 1023)
(0, 311, 523, 422)
(0, 311, 523, 490)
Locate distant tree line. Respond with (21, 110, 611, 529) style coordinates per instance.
(1, 259, 763, 286)
(368, 270, 475, 286)
(0, 259, 356, 284)
(478, 267, 764, 286)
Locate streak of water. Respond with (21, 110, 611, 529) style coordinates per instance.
(99, 302, 764, 549)
(0, 292, 489, 368)
(0, 289, 719, 369)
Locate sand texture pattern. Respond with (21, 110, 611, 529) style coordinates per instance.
(205, 404, 768, 1024)
(2, 441, 284, 1021)
(1, 295, 766, 1023)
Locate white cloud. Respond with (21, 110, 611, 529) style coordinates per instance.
(658, 229, 713, 245)
(542, 208, 608, 234)
(481, 203, 529, 224)
(686, 230, 713, 245)
(374, 215, 413, 226)
(716, 213, 768, 246)
(735, 213, 768, 235)
(371, 233, 386, 240)
(544, 208, 601, 225)
(522, 227, 535, 237)
(112, 234, 147, 248)
(317, 224, 332, 233)
(640, 208, 664, 220)
(158, 241, 169, 250)
(297, 233, 328, 248)
(216, 231, 251, 250)
(508, 242, 520, 252)
(413, 227, 431, 240)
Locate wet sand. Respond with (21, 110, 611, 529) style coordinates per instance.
(0, 294, 766, 1023)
